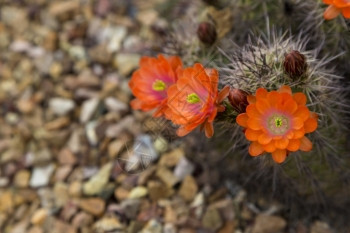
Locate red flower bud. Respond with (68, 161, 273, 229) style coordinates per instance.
(283, 50, 307, 78)
(197, 22, 217, 45)
(228, 88, 249, 113)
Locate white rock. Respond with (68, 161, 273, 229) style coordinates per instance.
(104, 97, 128, 113)
(174, 157, 194, 180)
(85, 121, 98, 147)
(114, 53, 140, 76)
(49, 98, 75, 116)
(10, 40, 31, 53)
(80, 98, 99, 123)
(107, 26, 127, 53)
(83, 162, 113, 196)
(30, 164, 55, 188)
(128, 186, 148, 199)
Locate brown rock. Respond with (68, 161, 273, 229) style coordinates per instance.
(108, 139, 125, 158)
(49, 0, 80, 16)
(17, 99, 34, 114)
(114, 187, 130, 201)
(14, 169, 31, 188)
(159, 148, 184, 167)
(202, 208, 223, 231)
(58, 148, 77, 165)
(178, 176, 198, 202)
(31, 208, 48, 225)
(94, 216, 124, 232)
(310, 221, 334, 233)
(72, 211, 94, 228)
(252, 214, 287, 233)
(51, 219, 77, 233)
(45, 117, 70, 130)
(0, 191, 13, 213)
(28, 226, 44, 233)
(148, 180, 174, 201)
(156, 167, 179, 187)
(218, 221, 237, 233)
(54, 165, 72, 182)
(68, 181, 82, 197)
(78, 198, 105, 216)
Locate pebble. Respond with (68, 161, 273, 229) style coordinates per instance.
(159, 148, 184, 167)
(14, 169, 31, 188)
(58, 148, 77, 165)
(310, 221, 334, 233)
(174, 157, 195, 180)
(83, 162, 113, 196)
(78, 198, 105, 216)
(113, 53, 140, 76)
(104, 97, 128, 113)
(49, 98, 75, 116)
(251, 214, 287, 233)
(94, 216, 124, 232)
(141, 219, 162, 233)
(72, 211, 94, 228)
(68, 181, 82, 197)
(179, 175, 198, 202)
(30, 164, 55, 188)
(202, 208, 223, 232)
(108, 139, 125, 158)
(80, 98, 99, 123)
(128, 186, 148, 199)
(31, 208, 48, 225)
(156, 167, 179, 187)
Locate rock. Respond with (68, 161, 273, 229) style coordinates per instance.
(49, 0, 80, 16)
(30, 164, 55, 188)
(0, 177, 9, 187)
(78, 198, 105, 216)
(156, 167, 179, 187)
(148, 180, 174, 201)
(106, 116, 138, 137)
(49, 98, 75, 116)
(80, 98, 99, 123)
(218, 221, 237, 233)
(28, 226, 44, 233)
(164, 223, 177, 233)
(128, 186, 148, 199)
(107, 26, 127, 53)
(10, 40, 31, 53)
(83, 162, 113, 195)
(58, 148, 77, 165)
(104, 97, 128, 113)
(14, 170, 30, 188)
(108, 139, 125, 158)
(191, 193, 205, 218)
(136, 10, 158, 26)
(85, 121, 99, 146)
(113, 53, 140, 76)
(17, 99, 34, 113)
(60, 202, 78, 221)
(141, 219, 162, 233)
(159, 148, 184, 167)
(45, 117, 70, 130)
(55, 165, 73, 182)
(72, 211, 94, 228)
(252, 214, 287, 233)
(179, 176, 198, 202)
(31, 208, 48, 225)
(94, 216, 124, 232)
(310, 221, 334, 233)
(54, 182, 69, 208)
(153, 136, 168, 154)
(0, 191, 14, 212)
(202, 208, 223, 231)
(69, 181, 82, 197)
(174, 157, 195, 181)
(114, 187, 130, 201)
(51, 219, 77, 233)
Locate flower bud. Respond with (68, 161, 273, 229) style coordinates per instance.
(197, 22, 217, 45)
(283, 50, 307, 78)
(228, 88, 249, 113)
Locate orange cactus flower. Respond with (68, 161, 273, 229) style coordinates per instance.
(165, 63, 230, 138)
(236, 85, 318, 163)
(129, 54, 183, 117)
(323, 0, 350, 20)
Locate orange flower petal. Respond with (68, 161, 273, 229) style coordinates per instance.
(299, 136, 313, 151)
(293, 128, 305, 139)
(249, 142, 264, 156)
(236, 113, 248, 127)
(341, 7, 350, 18)
(177, 127, 191, 137)
(272, 149, 287, 163)
(204, 122, 214, 138)
(245, 129, 261, 141)
(217, 86, 230, 103)
(285, 131, 294, 139)
(256, 99, 270, 114)
(278, 85, 292, 95)
(258, 133, 272, 145)
(294, 106, 310, 122)
(304, 117, 318, 133)
(324, 5, 341, 20)
(274, 138, 289, 149)
(247, 95, 256, 104)
(263, 142, 276, 153)
(283, 98, 298, 114)
(286, 139, 301, 151)
(293, 117, 304, 129)
(247, 117, 262, 130)
(246, 104, 261, 118)
(323, 0, 333, 4)
(256, 88, 268, 99)
(293, 93, 307, 106)
(267, 91, 280, 107)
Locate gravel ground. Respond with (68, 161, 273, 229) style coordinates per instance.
(0, 0, 343, 233)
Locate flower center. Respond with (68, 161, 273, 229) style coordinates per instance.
(152, 80, 166, 91)
(267, 114, 290, 136)
(187, 93, 200, 104)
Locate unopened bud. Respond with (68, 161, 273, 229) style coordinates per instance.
(283, 50, 307, 78)
(228, 89, 249, 113)
(197, 22, 217, 45)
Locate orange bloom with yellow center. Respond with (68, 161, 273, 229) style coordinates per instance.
(236, 86, 318, 163)
(323, 0, 350, 20)
(129, 54, 182, 117)
(165, 63, 230, 138)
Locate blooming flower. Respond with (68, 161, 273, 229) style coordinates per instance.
(323, 0, 350, 20)
(165, 63, 230, 138)
(129, 54, 183, 117)
(236, 85, 318, 163)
